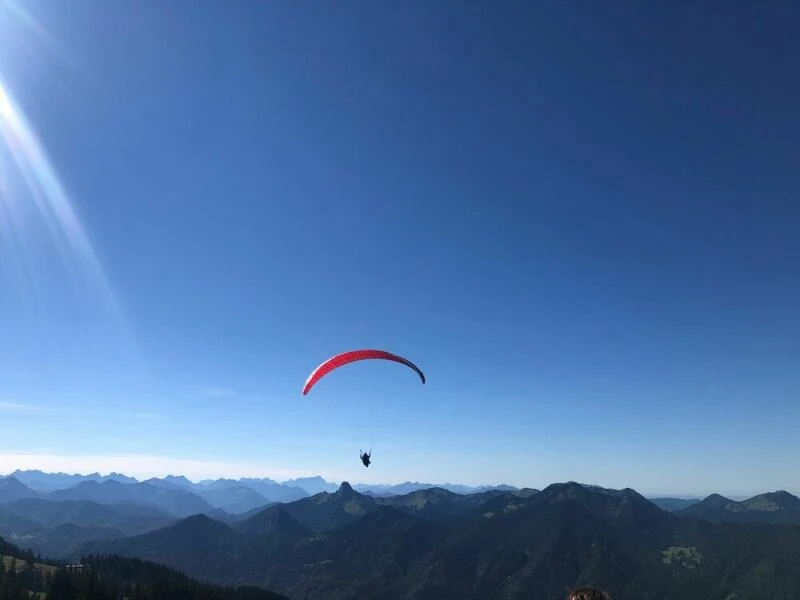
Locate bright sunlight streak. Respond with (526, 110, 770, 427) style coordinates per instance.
(0, 0, 127, 340)
(0, 0, 129, 344)
(0, 86, 11, 120)
(0, 79, 124, 325)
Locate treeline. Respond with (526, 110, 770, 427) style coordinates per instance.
(0, 539, 39, 565)
(52, 554, 289, 600)
(1, 537, 50, 600)
(0, 536, 287, 600)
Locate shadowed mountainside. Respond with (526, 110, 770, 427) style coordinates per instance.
(80, 482, 800, 600)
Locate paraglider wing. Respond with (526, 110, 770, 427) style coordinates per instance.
(302, 349, 425, 395)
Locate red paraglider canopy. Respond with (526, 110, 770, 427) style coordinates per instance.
(302, 349, 425, 395)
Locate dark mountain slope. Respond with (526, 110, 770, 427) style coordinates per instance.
(650, 498, 700, 512)
(240, 482, 378, 534)
(262, 506, 443, 600)
(1, 533, 290, 600)
(79, 483, 800, 600)
(677, 491, 800, 525)
(70, 554, 291, 599)
(81, 514, 242, 578)
(27, 522, 124, 557)
(373, 487, 513, 521)
(235, 506, 310, 538)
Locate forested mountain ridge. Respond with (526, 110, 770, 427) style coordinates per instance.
(0, 534, 289, 599)
(82, 482, 800, 600)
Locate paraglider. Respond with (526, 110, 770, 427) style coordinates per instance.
(302, 349, 425, 468)
(302, 349, 425, 395)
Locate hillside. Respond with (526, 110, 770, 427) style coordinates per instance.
(0, 477, 39, 503)
(373, 486, 523, 520)
(193, 485, 272, 514)
(0, 534, 289, 599)
(649, 498, 700, 512)
(0, 498, 179, 558)
(241, 481, 378, 534)
(678, 491, 800, 525)
(46, 480, 215, 517)
(81, 482, 800, 600)
(0, 498, 174, 533)
(354, 481, 520, 496)
(235, 483, 522, 535)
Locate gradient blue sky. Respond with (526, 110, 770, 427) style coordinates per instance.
(0, 1, 798, 497)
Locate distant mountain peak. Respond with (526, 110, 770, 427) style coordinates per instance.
(237, 505, 311, 537)
(763, 490, 798, 502)
(544, 481, 592, 498)
(337, 481, 355, 496)
(0, 476, 38, 502)
(535, 481, 668, 529)
(741, 490, 800, 512)
(702, 493, 734, 508)
(10, 469, 42, 477)
(420, 487, 455, 497)
(166, 475, 192, 482)
(240, 476, 278, 484)
(98, 479, 126, 488)
(677, 489, 800, 526)
(180, 513, 215, 525)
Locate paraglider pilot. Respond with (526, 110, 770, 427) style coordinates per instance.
(360, 450, 371, 468)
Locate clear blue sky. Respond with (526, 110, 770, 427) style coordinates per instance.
(0, 1, 798, 497)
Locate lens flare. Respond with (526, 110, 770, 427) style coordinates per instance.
(0, 86, 12, 119)
(0, 80, 125, 328)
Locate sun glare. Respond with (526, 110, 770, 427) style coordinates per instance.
(0, 85, 13, 122)
(0, 77, 127, 330)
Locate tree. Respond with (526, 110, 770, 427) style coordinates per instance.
(46, 568, 78, 600)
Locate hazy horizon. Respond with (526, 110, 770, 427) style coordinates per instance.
(0, 461, 782, 500)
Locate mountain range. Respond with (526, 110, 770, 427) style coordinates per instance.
(3, 470, 522, 503)
(79, 481, 800, 600)
(4, 470, 800, 598)
(0, 471, 531, 558)
(676, 491, 800, 525)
